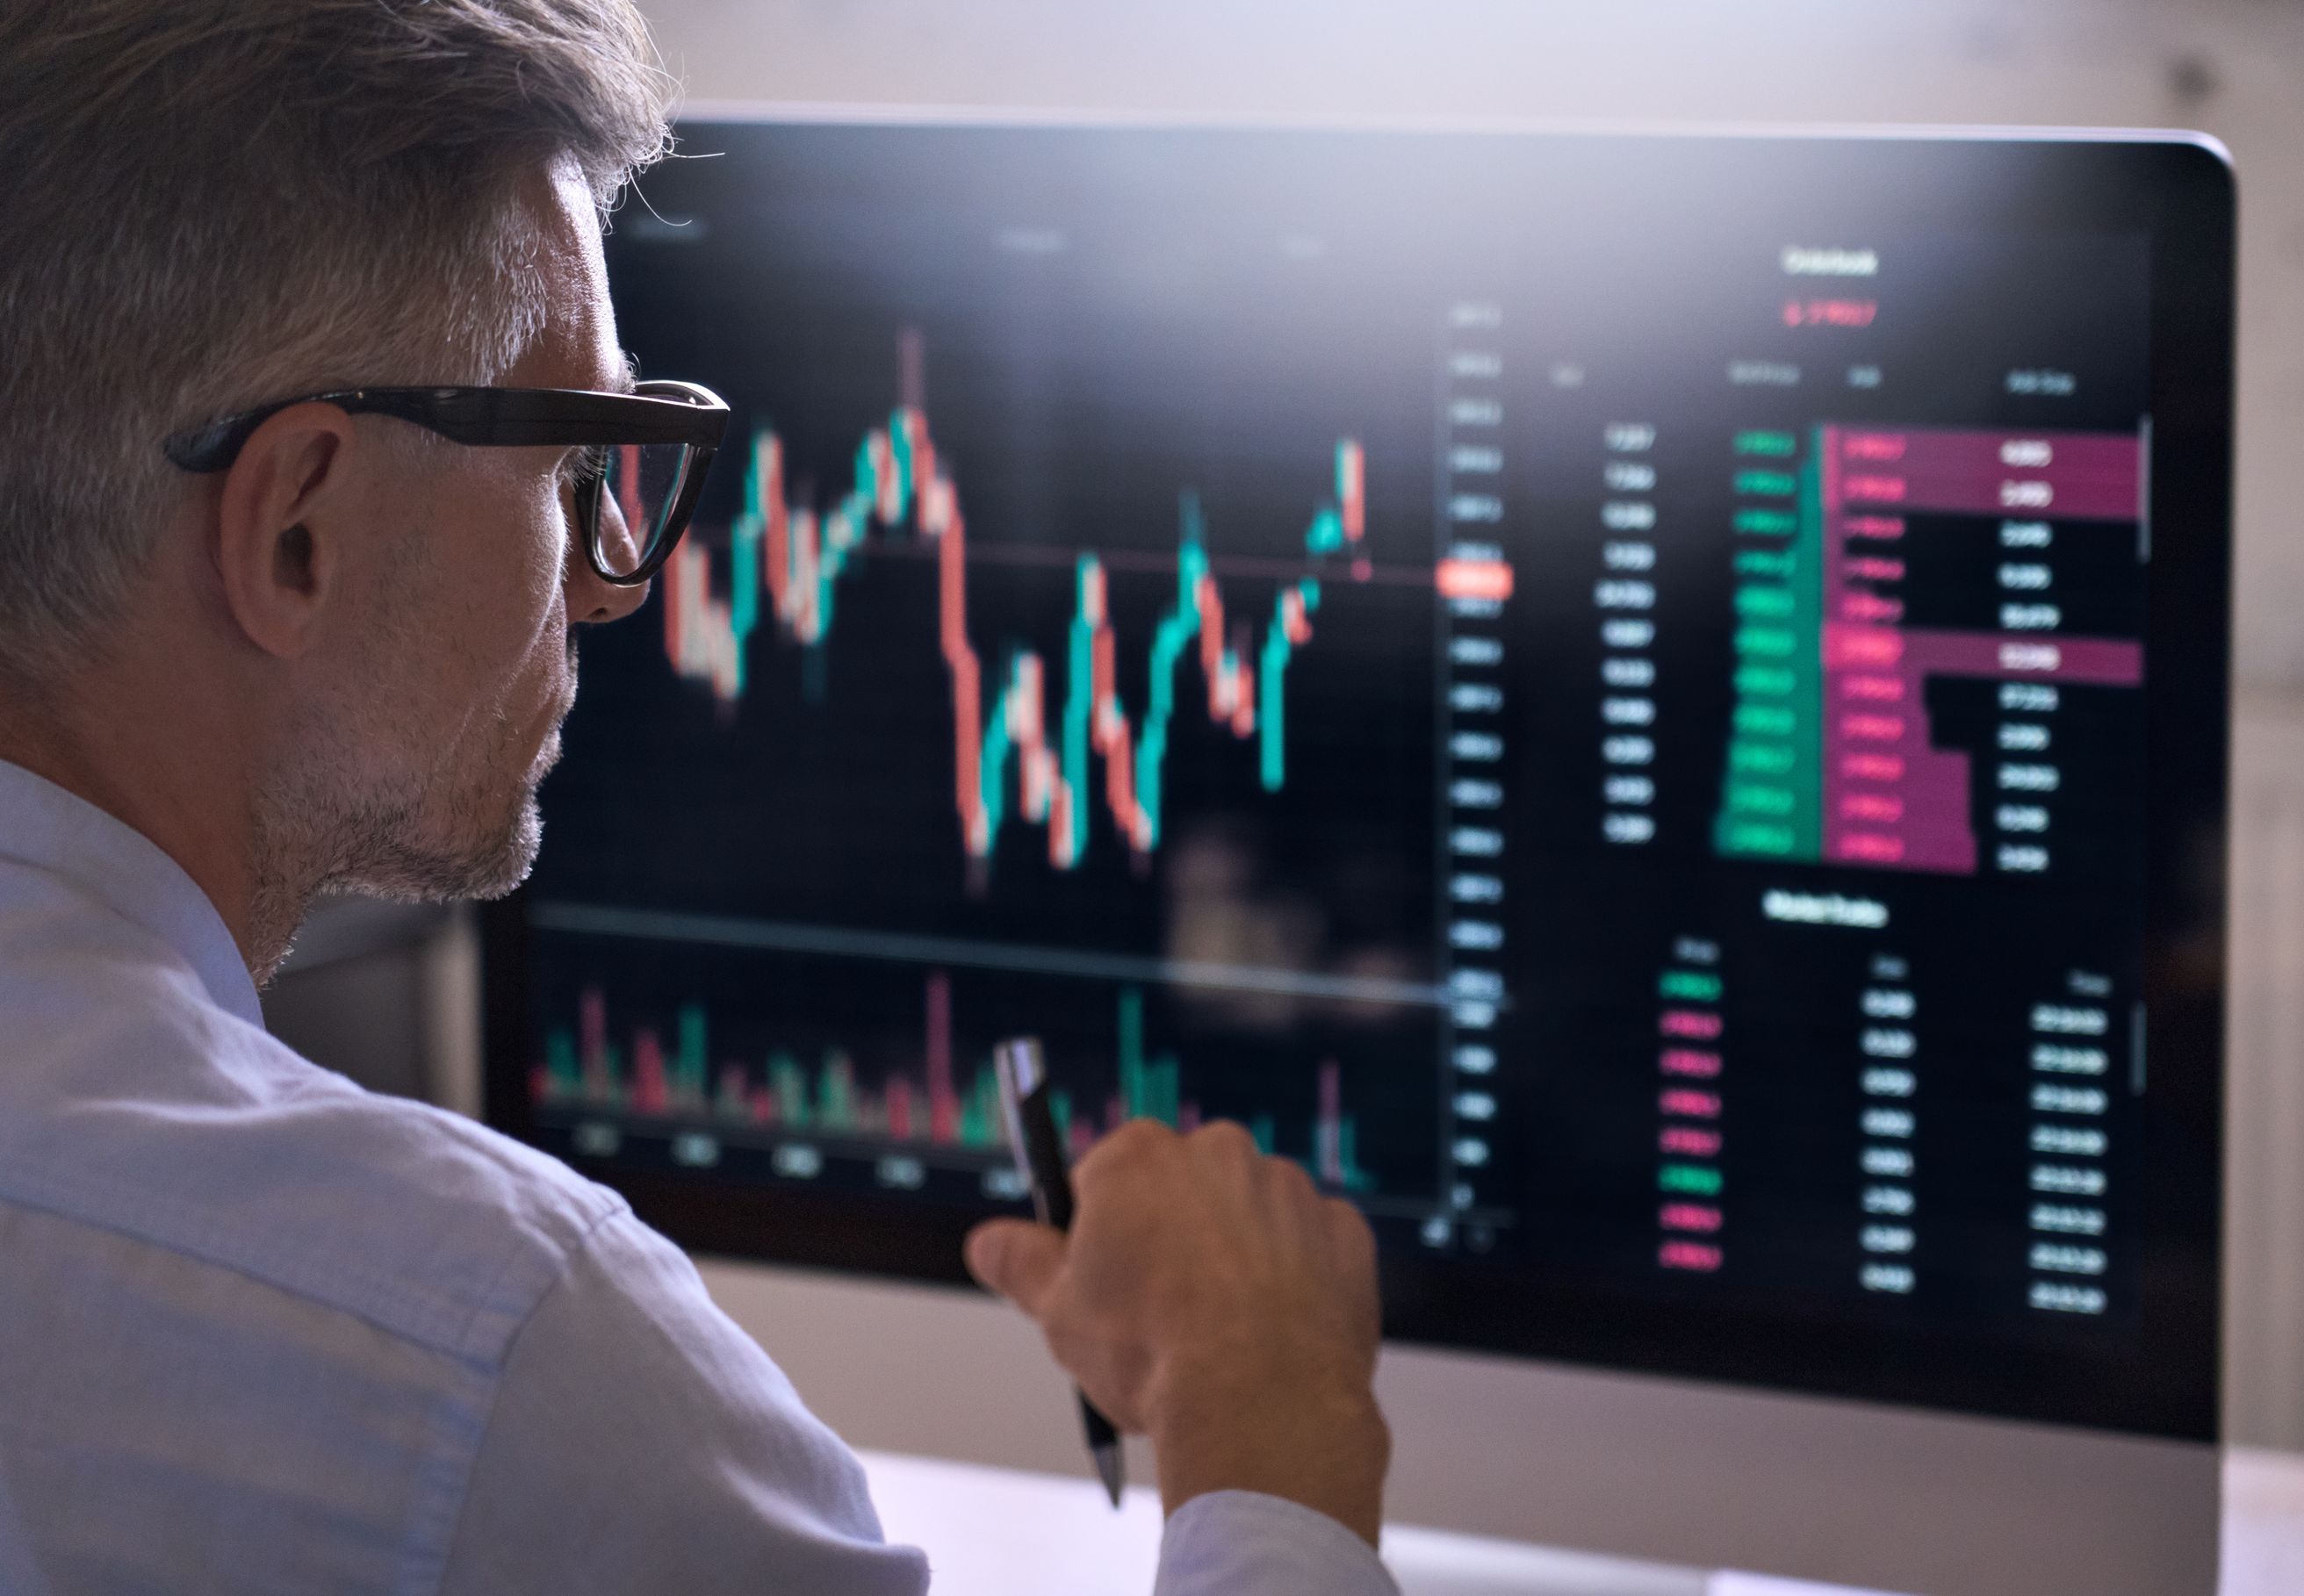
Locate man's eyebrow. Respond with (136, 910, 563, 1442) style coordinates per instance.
(606, 351, 640, 396)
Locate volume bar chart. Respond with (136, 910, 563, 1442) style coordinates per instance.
(532, 964, 1388, 1191)
(536, 971, 1009, 1153)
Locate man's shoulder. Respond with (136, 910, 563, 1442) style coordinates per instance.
(0, 896, 628, 1365)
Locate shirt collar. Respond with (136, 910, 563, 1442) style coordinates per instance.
(0, 758, 264, 1028)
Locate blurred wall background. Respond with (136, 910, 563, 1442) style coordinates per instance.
(271, 0, 2304, 1450)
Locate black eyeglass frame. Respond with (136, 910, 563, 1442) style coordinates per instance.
(162, 379, 731, 586)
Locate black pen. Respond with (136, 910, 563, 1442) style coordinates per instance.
(993, 1035, 1126, 1508)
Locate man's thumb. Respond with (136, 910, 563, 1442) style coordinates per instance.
(964, 1219, 1065, 1316)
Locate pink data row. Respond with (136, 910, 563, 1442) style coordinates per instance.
(1831, 427, 2142, 523)
(1824, 623, 2145, 687)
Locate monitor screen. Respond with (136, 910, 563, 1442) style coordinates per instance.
(483, 119, 2230, 1441)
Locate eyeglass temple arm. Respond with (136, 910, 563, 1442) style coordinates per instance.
(164, 385, 728, 471)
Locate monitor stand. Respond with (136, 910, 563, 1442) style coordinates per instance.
(695, 1255, 2218, 1596)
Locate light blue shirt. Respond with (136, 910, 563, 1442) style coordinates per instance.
(0, 759, 1396, 1595)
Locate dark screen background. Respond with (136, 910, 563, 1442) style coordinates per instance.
(484, 124, 2230, 1440)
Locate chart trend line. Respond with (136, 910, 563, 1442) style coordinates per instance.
(659, 339, 1355, 871)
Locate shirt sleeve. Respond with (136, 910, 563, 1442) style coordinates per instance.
(1156, 1491, 1400, 1596)
(436, 1211, 928, 1596)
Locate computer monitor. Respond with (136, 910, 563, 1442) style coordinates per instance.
(481, 112, 2233, 1595)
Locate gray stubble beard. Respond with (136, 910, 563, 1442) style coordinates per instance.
(246, 735, 551, 988)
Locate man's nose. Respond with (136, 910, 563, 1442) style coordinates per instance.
(565, 542, 652, 625)
(567, 488, 652, 624)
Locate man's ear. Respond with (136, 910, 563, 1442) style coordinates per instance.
(211, 403, 359, 660)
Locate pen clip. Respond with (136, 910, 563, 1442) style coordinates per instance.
(993, 1035, 1043, 1175)
(993, 1036, 1068, 1230)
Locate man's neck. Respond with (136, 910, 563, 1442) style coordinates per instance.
(0, 654, 272, 977)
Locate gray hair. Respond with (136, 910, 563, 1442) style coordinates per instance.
(0, 0, 675, 681)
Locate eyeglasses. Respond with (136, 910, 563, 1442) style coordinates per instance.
(162, 379, 731, 586)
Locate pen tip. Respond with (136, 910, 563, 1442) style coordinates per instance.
(1095, 1443, 1124, 1508)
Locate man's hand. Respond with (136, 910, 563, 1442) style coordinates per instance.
(964, 1118, 1390, 1546)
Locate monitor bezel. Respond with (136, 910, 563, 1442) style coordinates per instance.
(481, 115, 2232, 1444)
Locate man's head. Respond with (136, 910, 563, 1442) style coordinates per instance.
(0, 0, 675, 976)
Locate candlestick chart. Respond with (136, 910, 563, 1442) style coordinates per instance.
(657, 340, 1365, 874)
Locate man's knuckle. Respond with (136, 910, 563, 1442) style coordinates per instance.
(1110, 1118, 1173, 1153)
(1270, 1155, 1318, 1199)
(1079, 1117, 1170, 1177)
(1191, 1118, 1257, 1159)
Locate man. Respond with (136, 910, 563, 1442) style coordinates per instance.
(0, 2, 1394, 1591)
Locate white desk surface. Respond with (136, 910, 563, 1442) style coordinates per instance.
(858, 1444, 2304, 1596)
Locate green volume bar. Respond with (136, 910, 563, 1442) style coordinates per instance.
(673, 1005, 710, 1111)
(1117, 987, 1183, 1128)
(1713, 428, 1824, 860)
